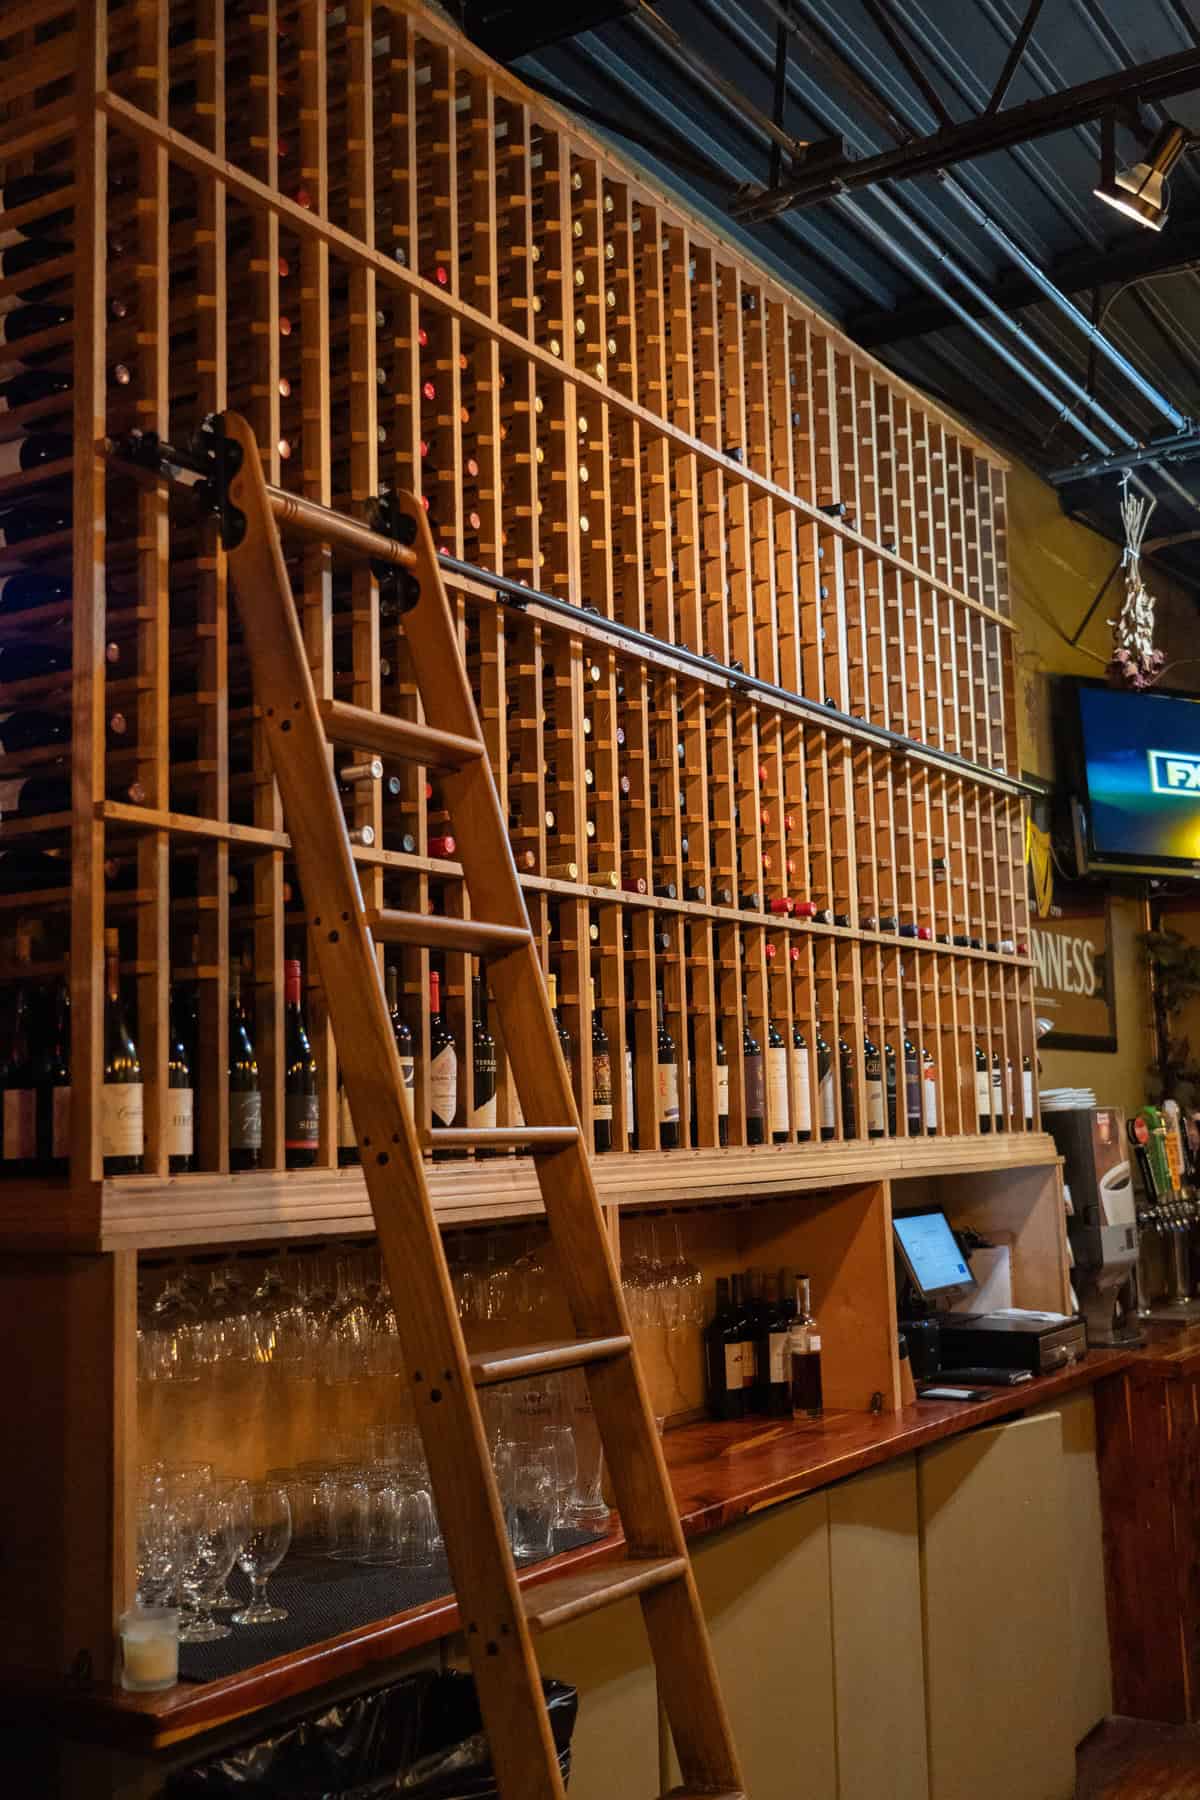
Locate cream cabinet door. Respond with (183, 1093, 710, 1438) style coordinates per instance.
(1036, 1390, 1112, 1744)
(828, 1455, 929, 1800)
(919, 1411, 1074, 1800)
(535, 1595, 661, 1800)
(671, 1492, 838, 1800)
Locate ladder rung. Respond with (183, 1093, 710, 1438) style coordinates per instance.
(318, 698, 484, 769)
(469, 1335, 632, 1387)
(523, 1556, 688, 1633)
(366, 909, 529, 957)
(429, 1125, 579, 1151)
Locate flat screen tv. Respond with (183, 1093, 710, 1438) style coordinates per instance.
(1072, 679, 1200, 875)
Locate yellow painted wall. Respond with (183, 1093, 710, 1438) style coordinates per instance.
(1006, 461, 1153, 1116)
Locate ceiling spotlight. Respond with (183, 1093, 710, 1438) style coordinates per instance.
(1094, 117, 1192, 232)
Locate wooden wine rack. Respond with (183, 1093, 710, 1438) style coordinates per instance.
(0, 0, 1039, 1251)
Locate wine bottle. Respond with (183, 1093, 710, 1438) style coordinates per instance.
(923, 1047, 939, 1136)
(35, 968, 70, 1175)
(974, 1042, 992, 1133)
(283, 959, 319, 1167)
(863, 1030, 885, 1139)
(743, 1016, 765, 1145)
(715, 1023, 730, 1147)
(656, 988, 680, 1149)
(0, 171, 72, 231)
(624, 994, 637, 1149)
(0, 431, 73, 476)
(386, 963, 415, 1101)
(787, 1276, 824, 1419)
(0, 302, 74, 359)
(547, 970, 572, 1076)
(1, 925, 36, 1173)
(838, 1032, 858, 1137)
(704, 1276, 744, 1421)
(903, 1033, 922, 1137)
(766, 1017, 789, 1143)
(885, 1041, 898, 1137)
(167, 988, 194, 1173)
(336, 1077, 359, 1166)
(991, 1051, 1006, 1134)
(791, 1023, 812, 1142)
(1022, 1053, 1035, 1130)
(102, 928, 143, 1174)
(590, 976, 612, 1152)
(428, 969, 457, 1131)
(0, 572, 70, 614)
(471, 974, 497, 1129)
(762, 1272, 792, 1417)
(228, 964, 261, 1172)
(815, 1022, 835, 1141)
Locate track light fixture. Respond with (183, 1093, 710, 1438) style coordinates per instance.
(1094, 115, 1192, 232)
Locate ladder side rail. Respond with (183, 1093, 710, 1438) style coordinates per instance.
(220, 415, 567, 1800)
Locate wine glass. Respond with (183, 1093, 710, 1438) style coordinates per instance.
(178, 1495, 240, 1643)
(208, 1477, 250, 1611)
(232, 1485, 292, 1624)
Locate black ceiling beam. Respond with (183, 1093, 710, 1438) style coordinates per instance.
(731, 43, 1200, 217)
(850, 218, 1200, 347)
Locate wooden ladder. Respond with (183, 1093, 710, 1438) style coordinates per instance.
(209, 413, 745, 1800)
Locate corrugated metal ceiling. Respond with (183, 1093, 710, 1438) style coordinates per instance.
(475, 0, 1200, 580)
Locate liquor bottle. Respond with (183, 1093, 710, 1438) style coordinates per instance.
(471, 974, 497, 1129)
(429, 969, 457, 1132)
(991, 1051, 1006, 1133)
(815, 1021, 836, 1141)
(974, 1043, 992, 1133)
(787, 1277, 824, 1419)
(715, 1023, 730, 1147)
(761, 1272, 792, 1417)
(743, 1015, 765, 1145)
(35, 968, 70, 1175)
(102, 928, 143, 1175)
(863, 1030, 885, 1139)
(923, 1047, 939, 1136)
(704, 1276, 745, 1421)
(590, 977, 612, 1152)
(885, 1041, 898, 1137)
(1022, 1053, 1035, 1130)
(766, 1017, 789, 1143)
(789, 1023, 812, 1142)
(228, 964, 261, 1172)
(903, 1032, 922, 1137)
(283, 959, 319, 1167)
(838, 1032, 858, 1137)
(167, 988, 194, 1173)
(386, 963, 415, 1102)
(656, 988, 680, 1149)
(1, 926, 36, 1173)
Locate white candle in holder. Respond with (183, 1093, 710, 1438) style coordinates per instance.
(119, 1606, 179, 1692)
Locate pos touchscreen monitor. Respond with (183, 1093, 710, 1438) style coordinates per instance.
(893, 1208, 977, 1306)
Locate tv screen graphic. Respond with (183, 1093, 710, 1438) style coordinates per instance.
(1077, 683, 1200, 871)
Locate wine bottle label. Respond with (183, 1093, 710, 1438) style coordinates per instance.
(767, 1046, 790, 1134)
(337, 1086, 355, 1149)
(167, 1087, 194, 1159)
(724, 1343, 746, 1390)
(819, 1066, 836, 1130)
(2, 1087, 35, 1159)
(866, 1077, 886, 1135)
(656, 1060, 680, 1123)
(975, 1069, 992, 1120)
(744, 1051, 765, 1122)
(792, 1050, 812, 1132)
(230, 1089, 262, 1151)
(51, 1083, 71, 1158)
(471, 1089, 498, 1129)
(1022, 1069, 1034, 1120)
(768, 1329, 789, 1384)
(102, 1081, 143, 1158)
(399, 1053, 415, 1092)
(924, 1066, 938, 1130)
(285, 1091, 319, 1148)
(716, 1062, 730, 1118)
(430, 1044, 457, 1127)
(809, 1334, 821, 1352)
(592, 1049, 613, 1121)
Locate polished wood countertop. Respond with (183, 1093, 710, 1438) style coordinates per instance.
(4, 1346, 1134, 1753)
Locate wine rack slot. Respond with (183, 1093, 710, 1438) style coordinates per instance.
(0, 0, 1039, 1245)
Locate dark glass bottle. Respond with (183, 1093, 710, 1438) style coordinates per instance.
(590, 977, 613, 1152)
(0, 572, 70, 615)
(35, 969, 70, 1175)
(815, 1022, 836, 1141)
(428, 969, 458, 1131)
(743, 1016, 765, 1145)
(386, 963, 415, 1100)
(228, 965, 261, 1172)
(792, 1023, 812, 1142)
(766, 1017, 790, 1143)
(975, 1042, 992, 1133)
(923, 1047, 939, 1136)
(625, 992, 637, 1149)
(656, 988, 680, 1149)
(167, 988, 194, 1173)
(715, 1024, 730, 1147)
(762, 1271, 792, 1417)
(548, 970, 573, 1078)
(0, 430, 73, 476)
(1022, 1053, 1035, 1130)
(284, 958, 319, 1167)
(863, 1030, 885, 1139)
(903, 1032, 922, 1136)
(102, 928, 143, 1175)
(471, 974, 497, 1129)
(787, 1277, 824, 1419)
(885, 1041, 898, 1137)
(704, 1276, 744, 1420)
(992, 1051, 1006, 1134)
(838, 1032, 858, 1137)
(1, 926, 36, 1174)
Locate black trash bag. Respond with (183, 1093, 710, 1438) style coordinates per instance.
(167, 1670, 577, 1798)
